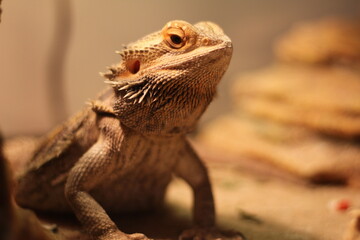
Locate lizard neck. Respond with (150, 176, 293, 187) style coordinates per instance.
(119, 122, 185, 143)
(115, 86, 216, 137)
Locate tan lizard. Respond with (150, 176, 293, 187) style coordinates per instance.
(13, 20, 238, 240)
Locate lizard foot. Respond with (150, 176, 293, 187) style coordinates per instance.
(179, 227, 246, 240)
(99, 232, 153, 240)
(128, 233, 153, 240)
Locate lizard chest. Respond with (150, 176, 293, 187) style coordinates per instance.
(91, 134, 182, 212)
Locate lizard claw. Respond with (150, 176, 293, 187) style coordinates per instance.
(179, 227, 246, 240)
(98, 232, 152, 240)
(128, 233, 153, 240)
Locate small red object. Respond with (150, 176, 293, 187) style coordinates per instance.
(334, 199, 350, 211)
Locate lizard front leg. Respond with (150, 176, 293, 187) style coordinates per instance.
(175, 140, 245, 240)
(174, 140, 215, 228)
(65, 116, 149, 240)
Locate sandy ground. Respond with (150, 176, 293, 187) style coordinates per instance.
(191, 143, 360, 240)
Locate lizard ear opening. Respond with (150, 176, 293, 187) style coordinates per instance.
(127, 59, 140, 74)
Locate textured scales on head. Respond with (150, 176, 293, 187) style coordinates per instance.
(102, 20, 233, 136)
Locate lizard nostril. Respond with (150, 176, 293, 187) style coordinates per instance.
(127, 59, 140, 74)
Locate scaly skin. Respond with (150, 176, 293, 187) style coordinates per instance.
(14, 20, 234, 240)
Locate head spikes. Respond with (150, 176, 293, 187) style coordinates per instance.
(118, 84, 132, 91)
(127, 90, 142, 100)
(123, 91, 136, 99)
(107, 76, 154, 105)
(103, 79, 119, 86)
(107, 66, 117, 74)
(100, 72, 115, 80)
(100, 66, 119, 80)
(115, 50, 125, 58)
(138, 88, 149, 103)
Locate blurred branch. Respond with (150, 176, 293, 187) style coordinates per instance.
(46, 0, 72, 124)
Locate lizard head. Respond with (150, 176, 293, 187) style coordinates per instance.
(103, 20, 232, 136)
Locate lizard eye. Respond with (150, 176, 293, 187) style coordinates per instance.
(164, 27, 186, 49)
(170, 35, 183, 45)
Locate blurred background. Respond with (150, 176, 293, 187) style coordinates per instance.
(0, 0, 359, 136)
(1, 2, 360, 239)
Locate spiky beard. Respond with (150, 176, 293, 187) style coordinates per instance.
(102, 67, 186, 106)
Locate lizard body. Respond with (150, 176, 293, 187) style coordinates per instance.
(14, 20, 234, 240)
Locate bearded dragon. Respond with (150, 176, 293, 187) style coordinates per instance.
(13, 20, 236, 240)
